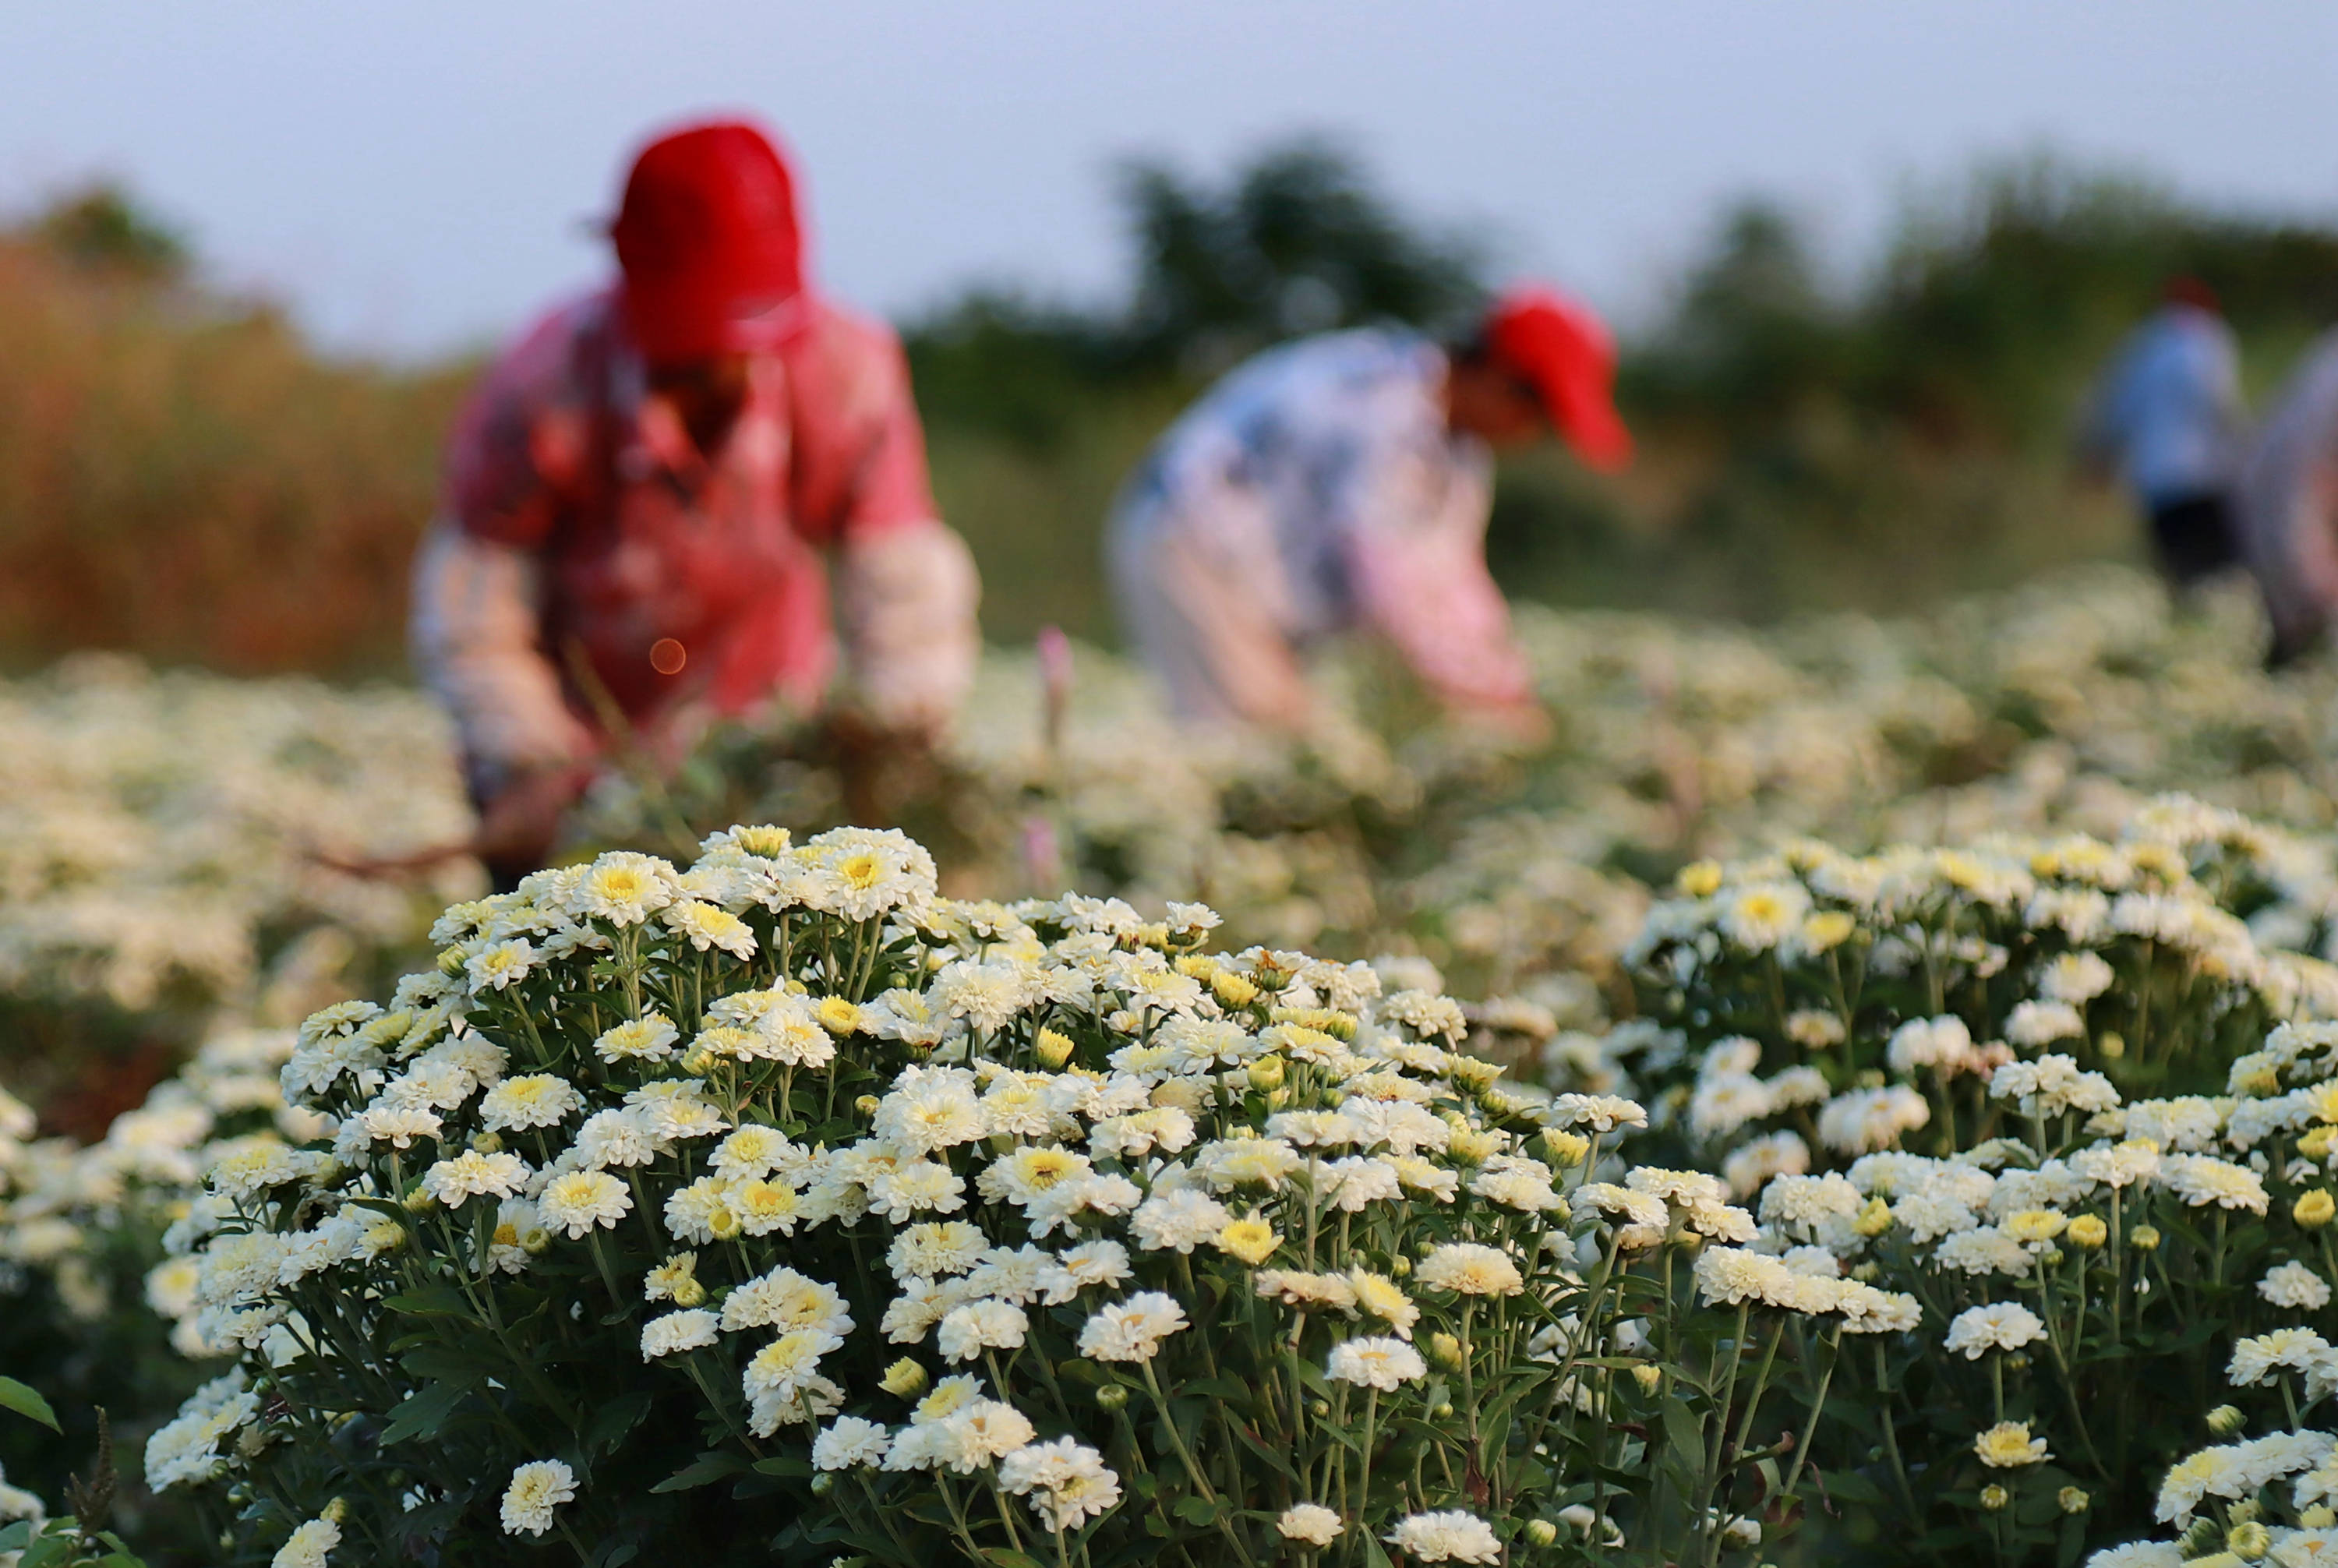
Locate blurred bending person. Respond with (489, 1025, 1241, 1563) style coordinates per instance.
(1106, 288, 1630, 733)
(2081, 277, 2245, 592)
(2236, 329, 2338, 669)
(411, 120, 979, 886)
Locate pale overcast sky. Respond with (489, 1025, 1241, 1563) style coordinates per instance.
(7, 2, 2334, 358)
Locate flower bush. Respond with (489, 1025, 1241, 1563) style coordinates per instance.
(1613, 807, 2338, 1189)
(141, 827, 1925, 1567)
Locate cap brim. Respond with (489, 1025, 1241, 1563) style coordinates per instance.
(1530, 369, 1632, 471)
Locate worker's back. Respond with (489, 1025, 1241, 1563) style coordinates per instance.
(1111, 327, 1467, 643)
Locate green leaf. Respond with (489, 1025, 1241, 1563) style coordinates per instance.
(18, 1531, 71, 1568)
(0, 1377, 59, 1432)
(978, 1550, 1047, 1568)
(751, 1454, 813, 1478)
(0, 1522, 29, 1552)
(1173, 1494, 1223, 1527)
(585, 1391, 654, 1457)
(383, 1286, 475, 1319)
(380, 1381, 468, 1445)
(652, 1451, 750, 1494)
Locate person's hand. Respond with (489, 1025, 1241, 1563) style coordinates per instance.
(473, 763, 593, 881)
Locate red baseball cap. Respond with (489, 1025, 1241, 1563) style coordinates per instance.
(610, 118, 808, 365)
(1482, 286, 1631, 471)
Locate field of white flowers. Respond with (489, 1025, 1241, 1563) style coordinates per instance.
(9, 565, 2338, 1567)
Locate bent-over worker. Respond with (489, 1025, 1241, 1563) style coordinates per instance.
(411, 119, 979, 886)
(1105, 287, 1630, 733)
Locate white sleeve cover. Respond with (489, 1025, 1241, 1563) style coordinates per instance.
(408, 519, 595, 789)
(833, 518, 983, 733)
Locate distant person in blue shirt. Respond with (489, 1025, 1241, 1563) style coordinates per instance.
(2082, 277, 2246, 592)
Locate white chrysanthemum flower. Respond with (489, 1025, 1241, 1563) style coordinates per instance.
(874, 1067, 987, 1157)
(663, 899, 756, 958)
(722, 1266, 853, 1340)
(2262, 1261, 2333, 1310)
(2161, 1153, 2269, 1213)
(812, 1415, 892, 1471)
(1076, 1291, 1189, 1362)
(420, 1150, 530, 1207)
(1129, 1188, 1232, 1253)
(1549, 1093, 1648, 1132)
(537, 1171, 630, 1238)
(937, 1300, 1030, 1363)
(1277, 1503, 1344, 1546)
(998, 1437, 1123, 1530)
(1383, 1509, 1503, 1564)
(479, 1073, 582, 1132)
(640, 1309, 719, 1360)
(500, 1459, 577, 1537)
(1326, 1336, 1428, 1390)
(464, 938, 537, 994)
(573, 852, 676, 925)
(2229, 1327, 2334, 1386)
(1415, 1242, 1524, 1297)
(593, 1013, 680, 1065)
(270, 1517, 340, 1568)
(1944, 1302, 2047, 1359)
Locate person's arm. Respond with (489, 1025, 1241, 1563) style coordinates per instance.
(411, 313, 602, 860)
(1340, 416, 1539, 726)
(828, 332, 981, 736)
(410, 520, 597, 795)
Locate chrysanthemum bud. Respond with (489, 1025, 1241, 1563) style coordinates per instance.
(1676, 860, 1723, 898)
(1095, 1383, 1129, 1412)
(2066, 1215, 2107, 1248)
(1034, 1027, 1076, 1068)
(2230, 1520, 2272, 1561)
(1978, 1485, 2009, 1513)
(809, 1472, 835, 1497)
(671, 1277, 706, 1309)
(2057, 1486, 2089, 1514)
(2130, 1224, 2161, 1251)
(401, 1188, 436, 1213)
(1854, 1195, 1893, 1237)
(322, 1498, 349, 1526)
(680, 1048, 716, 1075)
(1265, 1088, 1291, 1111)
(1524, 1520, 1559, 1547)
(1630, 1363, 1662, 1394)
(436, 945, 466, 978)
(1540, 1130, 1590, 1167)
(1389, 1255, 1411, 1277)
(1309, 1398, 1331, 1418)
(1429, 1332, 1464, 1371)
(2298, 1189, 2336, 1228)
(470, 1132, 503, 1155)
(1247, 1055, 1287, 1092)
(2303, 1125, 2337, 1159)
(2098, 1030, 2126, 1060)
(854, 1095, 881, 1118)
(2179, 1517, 2221, 1556)
(2208, 1404, 2247, 1437)
(520, 1227, 551, 1255)
(1432, 1402, 1455, 1421)
(880, 1359, 928, 1399)
(1211, 971, 1261, 1008)
(706, 1204, 742, 1241)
